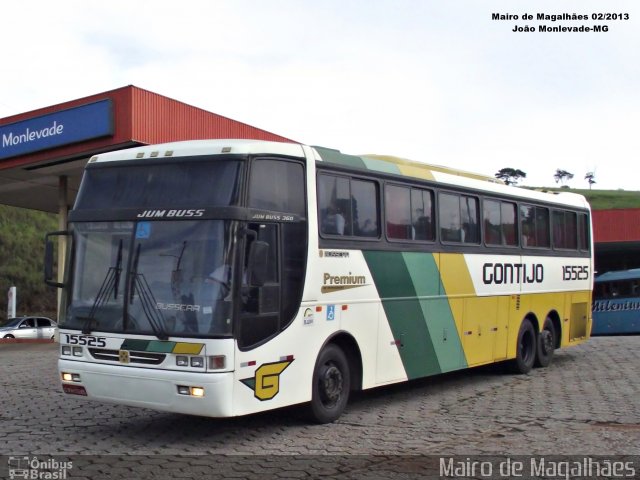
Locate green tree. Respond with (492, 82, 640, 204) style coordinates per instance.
(0, 205, 58, 320)
(495, 168, 527, 186)
(585, 172, 596, 190)
(553, 169, 574, 186)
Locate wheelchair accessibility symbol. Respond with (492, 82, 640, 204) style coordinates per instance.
(326, 305, 335, 321)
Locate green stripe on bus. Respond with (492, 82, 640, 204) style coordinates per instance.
(363, 251, 441, 379)
(120, 339, 149, 351)
(147, 340, 176, 353)
(402, 252, 467, 372)
(121, 339, 178, 353)
(361, 157, 402, 176)
(314, 146, 367, 169)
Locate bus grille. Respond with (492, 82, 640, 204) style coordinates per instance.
(88, 348, 166, 365)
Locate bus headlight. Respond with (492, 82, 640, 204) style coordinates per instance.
(190, 356, 204, 368)
(61, 346, 71, 356)
(176, 356, 189, 367)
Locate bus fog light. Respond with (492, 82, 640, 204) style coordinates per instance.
(72, 373, 81, 382)
(190, 356, 204, 368)
(176, 356, 189, 367)
(72, 347, 83, 357)
(177, 385, 190, 395)
(62, 373, 73, 382)
(191, 387, 205, 397)
(208, 355, 226, 370)
(61, 346, 71, 356)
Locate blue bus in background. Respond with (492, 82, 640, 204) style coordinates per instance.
(592, 269, 640, 335)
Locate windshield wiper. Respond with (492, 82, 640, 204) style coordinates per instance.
(129, 243, 169, 341)
(113, 239, 123, 299)
(81, 239, 124, 334)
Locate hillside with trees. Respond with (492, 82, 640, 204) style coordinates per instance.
(0, 205, 58, 320)
(529, 188, 640, 210)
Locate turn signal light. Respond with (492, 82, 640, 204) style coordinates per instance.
(208, 355, 226, 370)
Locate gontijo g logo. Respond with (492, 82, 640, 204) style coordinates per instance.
(240, 359, 293, 401)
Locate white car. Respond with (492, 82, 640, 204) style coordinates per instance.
(0, 317, 57, 340)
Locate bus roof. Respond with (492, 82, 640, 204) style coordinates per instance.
(595, 269, 640, 283)
(88, 139, 305, 164)
(88, 139, 589, 210)
(313, 146, 590, 210)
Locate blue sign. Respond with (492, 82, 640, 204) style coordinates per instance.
(327, 305, 336, 321)
(0, 99, 113, 160)
(136, 222, 151, 239)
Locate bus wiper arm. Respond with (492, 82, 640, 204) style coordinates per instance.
(132, 273, 169, 340)
(81, 240, 124, 334)
(113, 239, 123, 299)
(81, 267, 116, 334)
(128, 243, 168, 340)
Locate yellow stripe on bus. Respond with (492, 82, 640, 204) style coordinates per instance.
(172, 343, 204, 355)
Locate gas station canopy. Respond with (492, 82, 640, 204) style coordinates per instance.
(0, 85, 293, 213)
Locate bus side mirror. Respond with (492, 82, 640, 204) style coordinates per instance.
(44, 231, 70, 288)
(247, 241, 269, 287)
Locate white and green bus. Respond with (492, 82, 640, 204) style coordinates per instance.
(47, 139, 592, 423)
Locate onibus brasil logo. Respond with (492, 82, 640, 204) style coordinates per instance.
(8, 456, 72, 479)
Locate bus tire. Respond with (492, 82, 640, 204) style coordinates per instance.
(309, 344, 350, 424)
(509, 319, 536, 374)
(534, 318, 556, 368)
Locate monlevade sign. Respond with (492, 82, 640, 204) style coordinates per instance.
(0, 99, 113, 160)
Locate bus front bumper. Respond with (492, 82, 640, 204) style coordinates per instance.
(59, 358, 234, 417)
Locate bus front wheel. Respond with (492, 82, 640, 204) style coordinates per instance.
(309, 344, 350, 423)
(534, 318, 556, 368)
(509, 319, 536, 374)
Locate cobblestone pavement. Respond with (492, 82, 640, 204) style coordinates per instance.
(0, 337, 638, 478)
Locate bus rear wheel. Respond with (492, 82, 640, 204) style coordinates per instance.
(309, 344, 350, 424)
(534, 318, 556, 368)
(509, 319, 536, 374)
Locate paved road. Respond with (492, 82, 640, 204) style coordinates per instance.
(0, 337, 638, 478)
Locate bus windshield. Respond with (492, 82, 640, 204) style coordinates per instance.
(64, 220, 239, 338)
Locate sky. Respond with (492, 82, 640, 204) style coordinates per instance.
(0, 0, 638, 190)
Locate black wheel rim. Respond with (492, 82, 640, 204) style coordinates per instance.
(319, 362, 343, 408)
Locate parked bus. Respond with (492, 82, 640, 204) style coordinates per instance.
(46, 140, 593, 423)
(592, 269, 640, 335)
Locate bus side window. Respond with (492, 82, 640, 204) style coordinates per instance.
(520, 204, 550, 248)
(439, 192, 479, 244)
(319, 174, 350, 235)
(318, 174, 379, 238)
